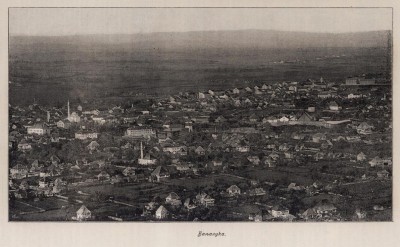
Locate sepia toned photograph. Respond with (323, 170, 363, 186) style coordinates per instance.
(8, 7, 392, 222)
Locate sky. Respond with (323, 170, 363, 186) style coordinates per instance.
(9, 8, 392, 36)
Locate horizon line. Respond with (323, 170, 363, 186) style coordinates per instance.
(8, 29, 392, 37)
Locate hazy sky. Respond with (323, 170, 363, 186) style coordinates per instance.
(10, 8, 392, 36)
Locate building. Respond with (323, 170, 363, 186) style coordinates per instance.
(195, 192, 215, 207)
(76, 205, 92, 221)
(195, 146, 205, 156)
(27, 123, 50, 135)
(57, 120, 71, 129)
(227, 185, 241, 196)
(165, 192, 181, 206)
(163, 145, 187, 156)
(357, 152, 367, 162)
(125, 127, 156, 138)
(357, 122, 373, 135)
(68, 112, 81, 123)
(138, 142, 157, 165)
(150, 166, 170, 182)
(155, 205, 168, 219)
(328, 101, 340, 111)
(66, 100, 81, 123)
(18, 140, 32, 151)
(75, 131, 98, 140)
(122, 167, 136, 177)
(345, 77, 376, 86)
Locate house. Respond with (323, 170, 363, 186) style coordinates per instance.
(97, 171, 111, 181)
(163, 145, 187, 156)
(165, 192, 182, 206)
(270, 205, 291, 218)
(174, 161, 190, 172)
(56, 120, 71, 129)
(76, 205, 92, 221)
(317, 92, 332, 99)
(184, 198, 197, 210)
(155, 205, 168, 219)
(68, 112, 81, 123)
(279, 143, 290, 151)
(369, 157, 381, 167)
(279, 116, 289, 122)
(357, 152, 367, 162)
(357, 122, 373, 135)
(212, 160, 223, 167)
(313, 201, 337, 216)
(215, 116, 227, 123)
(354, 208, 367, 220)
(150, 166, 170, 182)
(122, 167, 136, 177)
(301, 208, 318, 220)
(297, 112, 314, 122)
(195, 192, 215, 207)
(194, 146, 206, 156)
(10, 165, 28, 179)
(249, 114, 258, 123)
(328, 101, 340, 111)
(226, 185, 241, 196)
(377, 170, 390, 179)
(288, 183, 304, 191)
(87, 141, 100, 152)
(18, 140, 32, 151)
(184, 121, 193, 132)
(312, 133, 326, 143)
(248, 187, 266, 196)
(232, 88, 240, 94)
(191, 116, 210, 124)
(247, 156, 260, 165)
(39, 177, 51, 188)
(236, 146, 250, 152)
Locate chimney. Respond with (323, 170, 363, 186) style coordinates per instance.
(47, 111, 50, 122)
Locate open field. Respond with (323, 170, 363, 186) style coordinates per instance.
(9, 43, 388, 106)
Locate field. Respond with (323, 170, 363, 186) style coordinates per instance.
(9, 40, 388, 106)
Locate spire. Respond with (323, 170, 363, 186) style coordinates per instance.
(140, 142, 144, 159)
(67, 100, 70, 119)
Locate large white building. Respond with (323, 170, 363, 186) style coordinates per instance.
(27, 123, 50, 135)
(75, 131, 98, 140)
(125, 127, 155, 138)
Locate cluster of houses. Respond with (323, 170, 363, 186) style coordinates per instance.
(9, 76, 392, 221)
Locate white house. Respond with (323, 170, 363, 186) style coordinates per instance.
(155, 205, 168, 219)
(76, 205, 92, 221)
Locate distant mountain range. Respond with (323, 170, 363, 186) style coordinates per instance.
(10, 29, 391, 50)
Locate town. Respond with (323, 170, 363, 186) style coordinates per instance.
(9, 74, 392, 222)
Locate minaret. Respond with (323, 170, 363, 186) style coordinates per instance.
(140, 142, 144, 159)
(67, 100, 70, 120)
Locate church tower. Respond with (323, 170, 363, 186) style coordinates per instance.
(67, 100, 70, 120)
